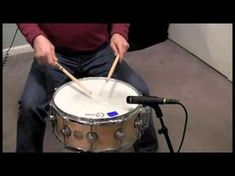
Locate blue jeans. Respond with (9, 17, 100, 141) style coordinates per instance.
(16, 44, 158, 152)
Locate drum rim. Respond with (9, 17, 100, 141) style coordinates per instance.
(51, 77, 143, 124)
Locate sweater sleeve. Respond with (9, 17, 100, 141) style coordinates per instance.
(17, 24, 47, 47)
(111, 24, 130, 41)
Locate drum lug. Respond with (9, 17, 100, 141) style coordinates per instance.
(49, 114, 56, 122)
(134, 118, 144, 129)
(61, 126, 71, 136)
(114, 128, 125, 140)
(86, 132, 98, 143)
(49, 104, 57, 133)
(135, 106, 151, 131)
(143, 106, 151, 130)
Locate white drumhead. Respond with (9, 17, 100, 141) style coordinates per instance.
(53, 77, 141, 119)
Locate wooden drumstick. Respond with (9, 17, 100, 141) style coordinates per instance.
(106, 54, 120, 82)
(55, 62, 92, 98)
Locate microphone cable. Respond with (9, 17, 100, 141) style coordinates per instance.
(175, 102, 188, 153)
(3, 26, 19, 67)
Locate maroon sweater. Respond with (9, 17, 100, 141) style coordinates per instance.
(18, 23, 129, 53)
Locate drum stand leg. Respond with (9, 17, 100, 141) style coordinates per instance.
(152, 104, 174, 153)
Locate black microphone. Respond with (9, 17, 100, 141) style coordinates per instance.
(126, 96, 179, 105)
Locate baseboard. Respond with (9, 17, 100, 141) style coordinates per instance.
(2, 44, 33, 57)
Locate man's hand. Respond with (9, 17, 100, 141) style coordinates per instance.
(110, 33, 129, 62)
(33, 35, 57, 67)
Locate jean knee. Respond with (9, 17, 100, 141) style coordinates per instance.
(18, 98, 44, 119)
(18, 100, 47, 127)
(19, 99, 34, 111)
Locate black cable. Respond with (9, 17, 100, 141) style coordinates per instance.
(2, 27, 19, 67)
(176, 102, 188, 153)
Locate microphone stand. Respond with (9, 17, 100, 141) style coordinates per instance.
(151, 104, 174, 153)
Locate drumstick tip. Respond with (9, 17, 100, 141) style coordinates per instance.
(85, 90, 93, 99)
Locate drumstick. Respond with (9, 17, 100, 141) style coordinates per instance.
(106, 54, 120, 82)
(55, 62, 92, 98)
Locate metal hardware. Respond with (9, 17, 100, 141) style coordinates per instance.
(114, 128, 125, 140)
(61, 126, 71, 136)
(86, 132, 98, 143)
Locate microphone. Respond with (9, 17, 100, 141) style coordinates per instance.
(126, 96, 179, 105)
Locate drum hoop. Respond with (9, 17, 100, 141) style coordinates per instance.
(52, 77, 143, 125)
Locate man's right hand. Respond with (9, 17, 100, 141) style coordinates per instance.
(33, 35, 57, 67)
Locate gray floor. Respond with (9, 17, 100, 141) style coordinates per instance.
(3, 39, 232, 152)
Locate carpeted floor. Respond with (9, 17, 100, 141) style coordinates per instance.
(2, 39, 232, 152)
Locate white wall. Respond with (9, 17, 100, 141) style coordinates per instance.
(168, 24, 232, 81)
(3, 23, 27, 48)
(2, 23, 33, 57)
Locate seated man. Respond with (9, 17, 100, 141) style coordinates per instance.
(16, 23, 158, 152)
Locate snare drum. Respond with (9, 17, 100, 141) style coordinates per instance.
(49, 77, 150, 152)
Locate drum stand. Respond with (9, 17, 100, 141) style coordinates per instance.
(152, 104, 174, 153)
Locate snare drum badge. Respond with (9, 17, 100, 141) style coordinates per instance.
(85, 112, 104, 117)
(96, 112, 104, 117)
